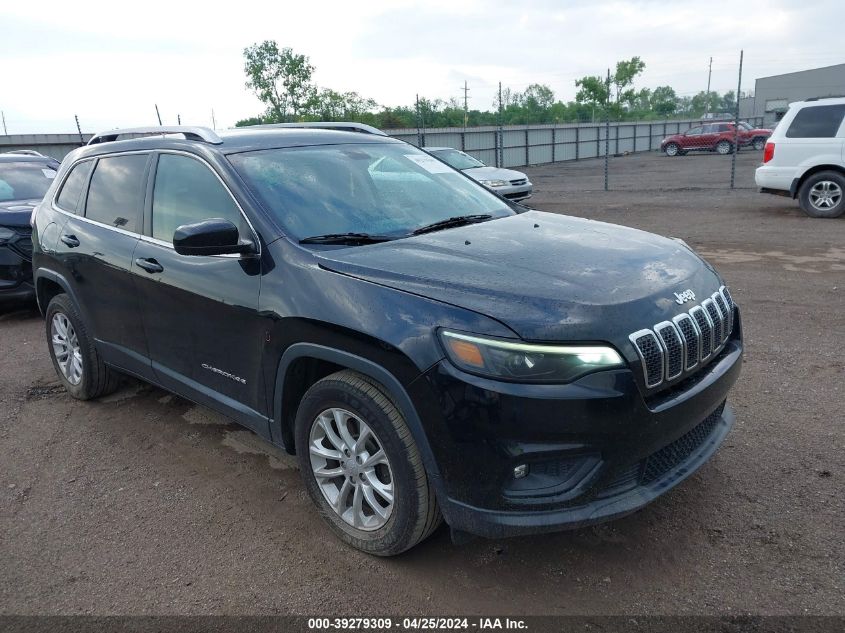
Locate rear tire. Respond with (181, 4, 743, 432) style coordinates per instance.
(798, 171, 845, 218)
(715, 140, 733, 155)
(752, 137, 766, 151)
(45, 294, 121, 400)
(295, 369, 442, 556)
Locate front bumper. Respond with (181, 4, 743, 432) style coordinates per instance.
(0, 241, 35, 306)
(411, 322, 743, 539)
(487, 182, 533, 201)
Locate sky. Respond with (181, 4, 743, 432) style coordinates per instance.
(2, 0, 844, 134)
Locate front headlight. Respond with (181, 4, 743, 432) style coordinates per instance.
(439, 330, 625, 383)
(479, 179, 508, 187)
(0, 227, 16, 243)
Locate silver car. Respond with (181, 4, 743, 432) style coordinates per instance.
(426, 147, 532, 201)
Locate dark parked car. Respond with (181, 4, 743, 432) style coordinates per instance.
(0, 153, 60, 307)
(32, 124, 743, 555)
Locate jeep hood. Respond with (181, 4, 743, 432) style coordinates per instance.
(315, 211, 722, 343)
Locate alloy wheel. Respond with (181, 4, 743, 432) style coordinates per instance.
(665, 143, 679, 156)
(716, 141, 731, 155)
(309, 407, 394, 531)
(51, 313, 83, 385)
(809, 181, 843, 211)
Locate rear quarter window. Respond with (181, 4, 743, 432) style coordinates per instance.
(786, 104, 845, 138)
(56, 160, 94, 213)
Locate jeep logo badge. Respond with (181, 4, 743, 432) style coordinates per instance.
(673, 289, 696, 304)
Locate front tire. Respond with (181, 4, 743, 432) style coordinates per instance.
(752, 137, 766, 151)
(664, 142, 680, 157)
(295, 370, 441, 556)
(798, 171, 845, 218)
(45, 294, 120, 400)
(715, 140, 733, 155)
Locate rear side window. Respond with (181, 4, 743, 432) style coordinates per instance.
(786, 104, 845, 138)
(85, 155, 148, 232)
(151, 154, 243, 243)
(56, 160, 93, 213)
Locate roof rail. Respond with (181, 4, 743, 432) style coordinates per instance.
(250, 122, 388, 136)
(87, 126, 223, 146)
(805, 95, 845, 102)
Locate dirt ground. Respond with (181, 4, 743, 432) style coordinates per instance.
(1, 150, 843, 616)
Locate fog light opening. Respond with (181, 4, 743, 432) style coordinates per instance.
(513, 464, 529, 479)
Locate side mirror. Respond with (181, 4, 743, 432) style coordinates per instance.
(173, 219, 255, 256)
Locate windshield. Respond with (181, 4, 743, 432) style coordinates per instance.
(0, 161, 57, 202)
(229, 143, 513, 241)
(429, 149, 485, 170)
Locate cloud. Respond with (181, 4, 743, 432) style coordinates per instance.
(1, 0, 843, 133)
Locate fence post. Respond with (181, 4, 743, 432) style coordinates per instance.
(730, 50, 744, 189)
(648, 123, 653, 151)
(552, 127, 556, 163)
(460, 131, 465, 152)
(596, 126, 600, 157)
(575, 126, 580, 160)
(615, 124, 619, 155)
(525, 129, 530, 166)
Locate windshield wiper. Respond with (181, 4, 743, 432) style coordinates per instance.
(299, 232, 394, 245)
(411, 214, 492, 236)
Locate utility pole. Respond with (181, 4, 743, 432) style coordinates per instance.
(705, 56, 713, 116)
(211, 108, 216, 130)
(1, 110, 7, 135)
(74, 115, 84, 146)
(155, 104, 162, 125)
(177, 114, 181, 125)
(730, 50, 744, 189)
(461, 80, 470, 130)
(415, 94, 423, 148)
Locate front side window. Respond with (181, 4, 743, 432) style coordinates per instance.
(151, 154, 243, 243)
(430, 149, 485, 170)
(686, 127, 703, 136)
(228, 142, 513, 241)
(0, 161, 58, 202)
(786, 104, 845, 138)
(56, 160, 93, 212)
(85, 155, 148, 232)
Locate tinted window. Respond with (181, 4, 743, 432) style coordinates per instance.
(56, 160, 93, 212)
(0, 161, 58, 202)
(718, 124, 732, 132)
(786, 104, 845, 138)
(686, 127, 703, 135)
(229, 143, 513, 241)
(151, 154, 243, 242)
(85, 155, 148, 231)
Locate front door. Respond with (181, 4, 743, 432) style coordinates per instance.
(54, 153, 153, 380)
(131, 152, 267, 434)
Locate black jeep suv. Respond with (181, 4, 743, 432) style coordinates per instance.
(31, 123, 743, 555)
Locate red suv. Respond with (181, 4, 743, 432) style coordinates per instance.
(661, 122, 772, 156)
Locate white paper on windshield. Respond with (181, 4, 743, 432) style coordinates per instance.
(405, 154, 452, 174)
(42, 169, 57, 179)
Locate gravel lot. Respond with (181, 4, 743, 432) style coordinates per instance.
(1, 150, 843, 616)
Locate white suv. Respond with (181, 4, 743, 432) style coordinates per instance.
(755, 97, 845, 218)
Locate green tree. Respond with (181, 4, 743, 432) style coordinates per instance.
(650, 86, 677, 117)
(575, 75, 610, 107)
(243, 41, 316, 122)
(612, 56, 646, 107)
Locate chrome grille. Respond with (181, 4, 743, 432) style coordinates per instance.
(629, 286, 735, 390)
(509, 178, 527, 186)
(654, 321, 684, 380)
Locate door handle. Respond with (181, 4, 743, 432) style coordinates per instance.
(60, 234, 80, 248)
(135, 257, 164, 274)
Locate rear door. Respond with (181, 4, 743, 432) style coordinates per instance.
(131, 151, 267, 434)
(54, 152, 153, 379)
